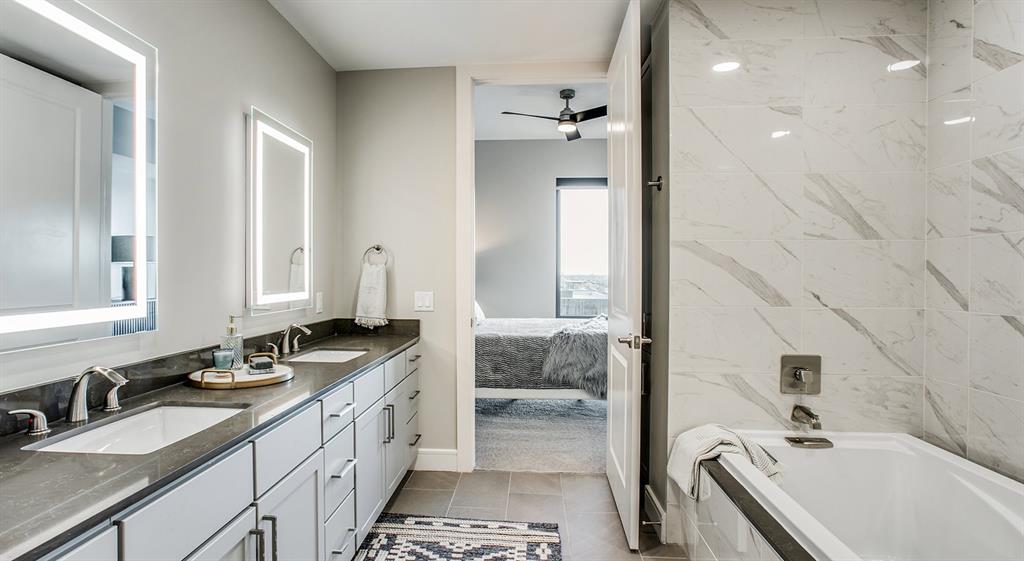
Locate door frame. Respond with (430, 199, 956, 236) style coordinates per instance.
(453, 61, 609, 472)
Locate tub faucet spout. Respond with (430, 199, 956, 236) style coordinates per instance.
(791, 405, 822, 430)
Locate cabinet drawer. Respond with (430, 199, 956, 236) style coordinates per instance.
(47, 526, 116, 561)
(353, 365, 384, 419)
(321, 382, 356, 443)
(252, 403, 321, 497)
(324, 422, 356, 518)
(325, 491, 357, 561)
(184, 507, 257, 561)
(383, 352, 407, 391)
(406, 343, 421, 374)
(117, 445, 253, 561)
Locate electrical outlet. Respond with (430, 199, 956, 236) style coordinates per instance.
(315, 292, 324, 314)
(414, 291, 434, 312)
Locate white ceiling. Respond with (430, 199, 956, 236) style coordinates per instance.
(267, 0, 630, 72)
(475, 82, 607, 141)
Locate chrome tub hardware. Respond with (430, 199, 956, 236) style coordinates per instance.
(8, 409, 51, 436)
(279, 323, 312, 355)
(785, 436, 834, 449)
(780, 355, 821, 395)
(791, 404, 822, 430)
(67, 366, 129, 423)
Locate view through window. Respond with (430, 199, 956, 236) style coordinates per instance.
(556, 178, 608, 318)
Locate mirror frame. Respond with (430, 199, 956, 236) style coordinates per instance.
(246, 107, 312, 312)
(0, 0, 156, 336)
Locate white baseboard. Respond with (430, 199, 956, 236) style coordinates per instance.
(644, 485, 667, 543)
(413, 448, 459, 471)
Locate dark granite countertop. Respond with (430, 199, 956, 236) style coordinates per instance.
(0, 332, 418, 561)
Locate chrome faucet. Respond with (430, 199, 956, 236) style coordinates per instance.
(791, 405, 822, 430)
(279, 323, 312, 355)
(66, 366, 129, 424)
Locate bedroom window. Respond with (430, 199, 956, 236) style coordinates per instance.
(556, 177, 609, 318)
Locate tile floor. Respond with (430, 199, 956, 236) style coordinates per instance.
(384, 470, 687, 561)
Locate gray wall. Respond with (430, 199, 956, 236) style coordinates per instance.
(0, 0, 338, 392)
(475, 139, 607, 318)
(923, 0, 1024, 479)
(335, 68, 458, 452)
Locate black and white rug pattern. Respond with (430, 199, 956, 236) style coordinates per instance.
(356, 513, 562, 561)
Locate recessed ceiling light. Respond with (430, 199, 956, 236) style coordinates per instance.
(712, 61, 741, 73)
(943, 116, 974, 125)
(887, 60, 921, 72)
(771, 130, 792, 139)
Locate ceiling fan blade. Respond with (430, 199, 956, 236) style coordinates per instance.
(572, 105, 608, 122)
(565, 128, 582, 141)
(501, 111, 559, 121)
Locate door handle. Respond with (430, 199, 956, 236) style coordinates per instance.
(330, 528, 358, 556)
(261, 515, 279, 561)
(617, 334, 653, 349)
(388, 405, 396, 440)
(383, 405, 394, 444)
(409, 433, 422, 447)
(409, 390, 420, 400)
(329, 402, 357, 419)
(249, 528, 267, 561)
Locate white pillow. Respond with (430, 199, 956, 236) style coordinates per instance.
(474, 301, 486, 322)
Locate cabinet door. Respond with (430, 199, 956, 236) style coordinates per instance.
(256, 450, 325, 561)
(49, 527, 116, 561)
(383, 387, 408, 499)
(185, 507, 258, 561)
(354, 398, 386, 541)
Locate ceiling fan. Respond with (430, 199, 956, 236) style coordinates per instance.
(501, 88, 607, 141)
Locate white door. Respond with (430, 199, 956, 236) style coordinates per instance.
(605, 0, 643, 550)
(354, 398, 387, 541)
(256, 451, 326, 561)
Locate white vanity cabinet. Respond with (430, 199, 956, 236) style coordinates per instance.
(354, 396, 388, 541)
(254, 450, 326, 561)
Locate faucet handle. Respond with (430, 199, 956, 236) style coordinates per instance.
(103, 378, 129, 412)
(8, 409, 51, 436)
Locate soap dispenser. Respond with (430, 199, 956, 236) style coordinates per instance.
(221, 315, 244, 369)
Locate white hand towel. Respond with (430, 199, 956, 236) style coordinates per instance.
(667, 424, 781, 500)
(355, 262, 388, 329)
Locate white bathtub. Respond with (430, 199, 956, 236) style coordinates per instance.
(715, 431, 1024, 561)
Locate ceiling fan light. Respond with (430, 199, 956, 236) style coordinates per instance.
(557, 120, 577, 133)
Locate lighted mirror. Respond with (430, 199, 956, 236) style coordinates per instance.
(246, 107, 311, 315)
(0, 0, 157, 353)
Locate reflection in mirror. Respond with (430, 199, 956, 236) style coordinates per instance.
(247, 107, 311, 315)
(0, 0, 157, 353)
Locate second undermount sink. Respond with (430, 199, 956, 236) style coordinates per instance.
(25, 404, 245, 455)
(289, 349, 367, 363)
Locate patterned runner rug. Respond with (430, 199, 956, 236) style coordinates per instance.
(356, 513, 562, 561)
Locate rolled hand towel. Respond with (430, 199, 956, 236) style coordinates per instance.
(667, 424, 781, 499)
(355, 262, 388, 329)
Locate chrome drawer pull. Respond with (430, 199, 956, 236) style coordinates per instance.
(330, 528, 358, 556)
(408, 390, 420, 400)
(408, 355, 421, 362)
(261, 515, 279, 561)
(329, 402, 357, 419)
(409, 434, 422, 447)
(331, 459, 358, 479)
(250, 528, 267, 561)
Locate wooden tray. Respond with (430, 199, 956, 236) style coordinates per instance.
(187, 364, 294, 390)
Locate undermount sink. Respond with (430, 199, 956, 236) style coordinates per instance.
(289, 349, 367, 363)
(25, 405, 244, 455)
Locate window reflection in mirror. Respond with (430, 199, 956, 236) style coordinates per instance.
(0, 0, 157, 353)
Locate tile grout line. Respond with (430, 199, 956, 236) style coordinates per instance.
(443, 472, 462, 517)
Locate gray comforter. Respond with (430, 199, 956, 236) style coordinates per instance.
(475, 317, 607, 397)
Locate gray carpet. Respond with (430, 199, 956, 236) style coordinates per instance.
(475, 398, 607, 474)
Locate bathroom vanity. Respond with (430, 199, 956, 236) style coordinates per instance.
(0, 331, 421, 561)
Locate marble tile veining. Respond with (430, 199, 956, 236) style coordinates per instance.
(927, 163, 972, 238)
(928, 0, 975, 99)
(925, 309, 970, 386)
(928, 90, 974, 170)
(671, 240, 802, 307)
(971, 233, 1024, 316)
(803, 172, 925, 240)
(671, 172, 803, 240)
(967, 389, 1024, 479)
(972, 63, 1024, 159)
(803, 104, 927, 173)
(803, 36, 926, 105)
(804, 240, 925, 308)
(970, 313, 1024, 401)
(972, 147, 1024, 234)
(972, 0, 1024, 81)
(671, 38, 803, 107)
(926, 237, 971, 312)
(924, 379, 970, 455)
(803, 0, 928, 38)
(672, 106, 806, 173)
(669, 0, 806, 41)
(803, 308, 924, 376)
(670, 307, 800, 372)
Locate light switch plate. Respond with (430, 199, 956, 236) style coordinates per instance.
(414, 291, 434, 312)
(315, 292, 324, 314)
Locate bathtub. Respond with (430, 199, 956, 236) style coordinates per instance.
(707, 431, 1024, 561)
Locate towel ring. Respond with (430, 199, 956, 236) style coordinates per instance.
(363, 244, 390, 266)
(290, 247, 304, 265)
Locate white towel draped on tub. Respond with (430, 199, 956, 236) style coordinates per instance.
(355, 262, 388, 328)
(667, 424, 781, 500)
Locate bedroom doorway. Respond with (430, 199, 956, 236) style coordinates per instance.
(472, 81, 610, 473)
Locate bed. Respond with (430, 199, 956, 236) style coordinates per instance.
(474, 316, 608, 399)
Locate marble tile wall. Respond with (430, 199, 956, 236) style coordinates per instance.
(666, 0, 936, 471)
(923, 0, 1024, 480)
